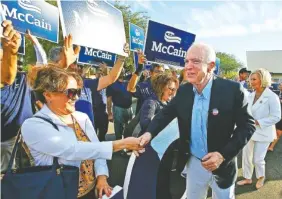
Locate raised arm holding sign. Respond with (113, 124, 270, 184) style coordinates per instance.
(1, 20, 21, 87)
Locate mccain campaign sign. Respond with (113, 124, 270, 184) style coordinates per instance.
(129, 23, 145, 51)
(1, 0, 59, 43)
(58, 0, 127, 56)
(78, 46, 116, 67)
(133, 51, 151, 70)
(144, 20, 196, 67)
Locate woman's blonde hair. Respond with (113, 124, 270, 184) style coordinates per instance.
(250, 68, 272, 88)
(27, 65, 83, 103)
(151, 73, 179, 101)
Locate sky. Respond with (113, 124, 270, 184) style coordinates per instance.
(117, 0, 282, 67)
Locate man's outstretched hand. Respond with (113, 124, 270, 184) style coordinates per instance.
(133, 132, 152, 157)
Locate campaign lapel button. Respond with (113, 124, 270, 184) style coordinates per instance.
(212, 108, 219, 116)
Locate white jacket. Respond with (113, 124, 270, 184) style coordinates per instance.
(21, 105, 113, 177)
(248, 88, 281, 142)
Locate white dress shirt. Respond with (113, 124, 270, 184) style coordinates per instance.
(21, 105, 113, 177)
(32, 36, 47, 66)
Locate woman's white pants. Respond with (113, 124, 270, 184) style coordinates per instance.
(242, 140, 270, 179)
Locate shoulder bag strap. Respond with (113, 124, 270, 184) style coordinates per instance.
(6, 116, 60, 173)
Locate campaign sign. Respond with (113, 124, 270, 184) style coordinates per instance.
(144, 20, 196, 67)
(18, 33, 25, 55)
(129, 23, 145, 51)
(0, 4, 6, 37)
(58, 0, 127, 56)
(0, 5, 6, 49)
(133, 51, 151, 70)
(1, 0, 59, 43)
(145, 64, 152, 70)
(214, 57, 220, 75)
(78, 46, 117, 67)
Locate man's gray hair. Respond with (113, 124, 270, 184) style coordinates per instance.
(48, 46, 63, 63)
(188, 43, 216, 63)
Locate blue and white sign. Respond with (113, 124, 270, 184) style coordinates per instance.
(18, 33, 25, 55)
(1, 0, 59, 43)
(214, 57, 220, 75)
(58, 0, 127, 56)
(0, 5, 6, 48)
(133, 51, 151, 70)
(78, 46, 117, 67)
(145, 64, 152, 70)
(144, 20, 196, 67)
(129, 23, 145, 51)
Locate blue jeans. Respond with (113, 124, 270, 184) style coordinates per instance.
(113, 106, 133, 140)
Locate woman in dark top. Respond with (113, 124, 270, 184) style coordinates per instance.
(268, 82, 282, 151)
(139, 73, 179, 133)
(125, 73, 179, 199)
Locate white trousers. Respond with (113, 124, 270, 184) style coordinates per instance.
(185, 156, 235, 199)
(242, 139, 270, 179)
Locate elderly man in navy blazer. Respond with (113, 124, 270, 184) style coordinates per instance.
(137, 43, 256, 199)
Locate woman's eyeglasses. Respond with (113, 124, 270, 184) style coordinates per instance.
(168, 87, 176, 92)
(62, 88, 82, 100)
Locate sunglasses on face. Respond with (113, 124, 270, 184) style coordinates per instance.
(62, 88, 82, 100)
(168, 87, 176, 92)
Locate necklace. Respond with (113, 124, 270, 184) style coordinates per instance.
(254, 93, 261, 100)
(253, 91, 263, 104)
(255, 91, 263, 99)
(57, 114, 73, 125)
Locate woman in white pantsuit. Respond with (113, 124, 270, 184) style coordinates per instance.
(237, 68, 281, 189)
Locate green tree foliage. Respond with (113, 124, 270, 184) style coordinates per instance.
(220, 71, 238, 80)
(114, 1, 149, 72)
(216, 52, 244, 77)
(22, 1, 241, 78)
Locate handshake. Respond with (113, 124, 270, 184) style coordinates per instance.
(112, 132, 152, 156)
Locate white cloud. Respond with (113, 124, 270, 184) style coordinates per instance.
(182, 1, 282, 38)
(197, 24, 248, 38)
(157, 0, 167, 8)
(136, 0, 154, 11)
(117, 0, 154, 12)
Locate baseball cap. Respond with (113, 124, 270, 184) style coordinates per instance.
(239, 68, 251, 74)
